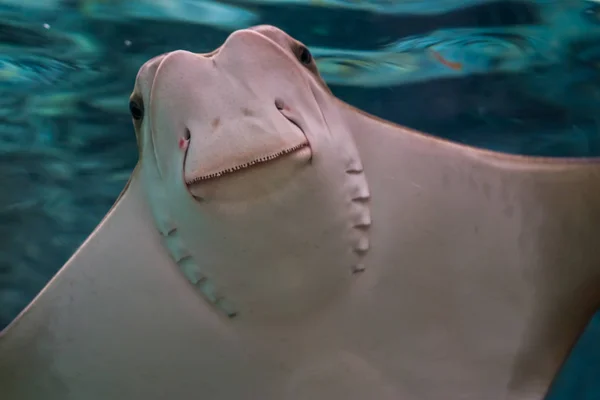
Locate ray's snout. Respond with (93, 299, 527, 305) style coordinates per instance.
(183, 100, 311, 186)
(142, 33, 316, 200)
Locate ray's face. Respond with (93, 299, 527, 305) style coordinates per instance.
(129, 26, 332, 201)
(125, 26, 369, 319)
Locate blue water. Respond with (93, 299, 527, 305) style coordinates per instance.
(0, 0, 599, 398)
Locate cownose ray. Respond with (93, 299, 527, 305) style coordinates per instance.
(2, 24, 600, 400)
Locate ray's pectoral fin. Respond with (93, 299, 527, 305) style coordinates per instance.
(285, 351, 406, 400)
(0, 168, 237, 399)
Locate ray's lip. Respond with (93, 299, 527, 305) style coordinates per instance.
(185, 141, 310, 185)
(185, 107, 311, 185)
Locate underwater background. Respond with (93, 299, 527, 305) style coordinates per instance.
(0, 0, 599, 398)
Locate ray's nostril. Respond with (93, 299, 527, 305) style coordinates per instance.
(179, 129, 191, 150)
(275, 98, 285, 110)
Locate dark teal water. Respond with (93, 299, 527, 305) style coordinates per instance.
(0, 0, 599, 398)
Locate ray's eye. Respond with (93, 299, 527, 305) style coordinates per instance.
(298, 46, 312, 65)
(129, 100, 144, 120)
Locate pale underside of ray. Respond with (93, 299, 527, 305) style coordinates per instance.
(2, 97, 600, 400)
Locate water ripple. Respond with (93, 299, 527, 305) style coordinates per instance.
(315, 27, 557, 86)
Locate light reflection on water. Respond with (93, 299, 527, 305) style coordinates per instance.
(0, 1, 599, 398)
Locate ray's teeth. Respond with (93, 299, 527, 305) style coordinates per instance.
(189, 142, 308, 183)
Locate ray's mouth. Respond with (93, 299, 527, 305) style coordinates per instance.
(186, 141, 310, 184)
(184, 99, 311, 186)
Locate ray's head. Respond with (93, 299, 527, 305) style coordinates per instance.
(128, 25, 340, 202)
(125, 26, 369, 320)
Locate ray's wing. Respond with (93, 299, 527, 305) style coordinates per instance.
(0, 167, 256, 400)
(333, 98, 600, 398)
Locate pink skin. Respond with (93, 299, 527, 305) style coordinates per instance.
(179, 137, 189, 150)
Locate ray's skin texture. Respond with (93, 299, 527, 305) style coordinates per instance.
(2, 25, 600, 400)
